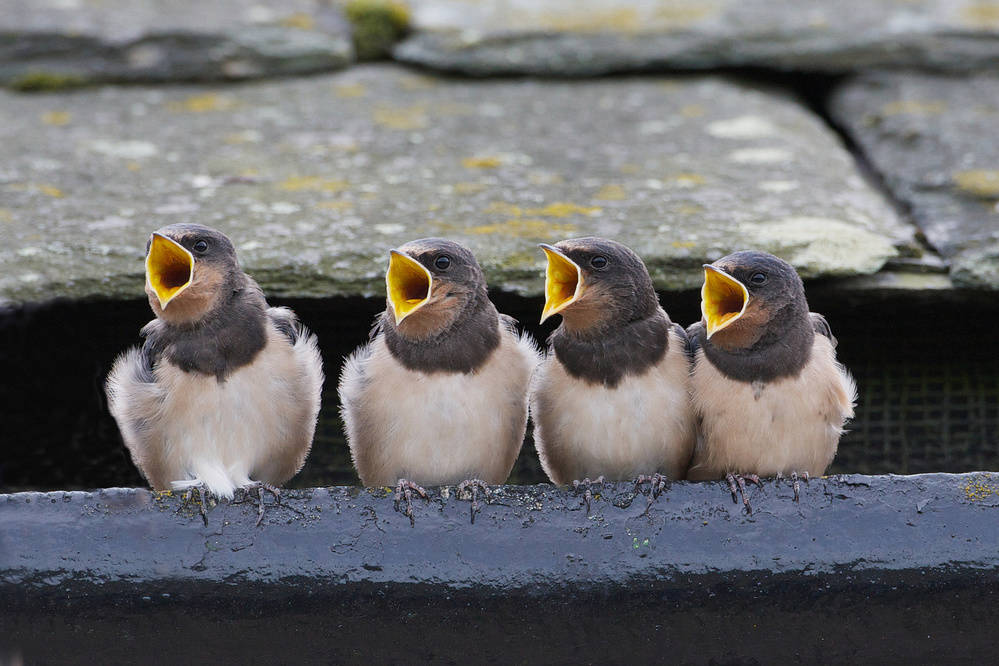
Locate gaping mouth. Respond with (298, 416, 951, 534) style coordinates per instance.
(386, 249, 433, 325)
(539, 244, 584, 323)
(701, 264, 749, 338)
(146, 233, 194, 309)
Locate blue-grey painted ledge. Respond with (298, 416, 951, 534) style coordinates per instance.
(2, 473, 998, 663)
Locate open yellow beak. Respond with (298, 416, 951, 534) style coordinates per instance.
(539, 244, 584, 324)
(701, 264, 749, 339)
(386, 249, 433, 325)
(146, 233, 194, 310)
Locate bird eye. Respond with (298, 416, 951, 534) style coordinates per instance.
(434, 255, 452, 270)
(750, 272, 766, 285)
(590, 255, 608, 269)
(193, 240, 209, 253)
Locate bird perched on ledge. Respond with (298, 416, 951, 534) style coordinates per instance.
(339, 238, 539, 524)
(686, 251, 856, 512)
(529, 238, 696, 510)
(106, 224, 324, 524)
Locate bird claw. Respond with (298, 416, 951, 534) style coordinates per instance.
(457, 479, 491, 524)
(183, 484, 212, 526)
(634, 473, 670, 515)
(725, 472, 762, 515)
(776, 471, 810, 503)
(572, 476, 604, 514)
(235, 482, 281, 527)
(393, 479, 428, 527)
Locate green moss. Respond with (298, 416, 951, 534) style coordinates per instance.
(10, 71, 87, 92)
(344, 0, 411, 61)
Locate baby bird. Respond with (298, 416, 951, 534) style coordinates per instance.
(339, 238, 539, 523)
(686, 251, 856, 512)
(530, 238, 696, 510)
(106, 224, 324, 524)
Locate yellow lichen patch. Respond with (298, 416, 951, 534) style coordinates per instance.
(453, 182, 486, 195)
(483, 201, 523, 216)
(537, 9, 640, 32)
(278, 12, 315, 29)
(594, 184, 626, 201)
(315, 201, 354, 211)
(127, 162, 141, 171)
(619, 164, 640, 174)
(41, 110, 70, 126)
(960, 2, 999, 27)
(681, 104, 706, 118)
(652, 5, 719, 25)
(879, 100, 948, 116)
(167, 93, 239, 113)
(335, 83, 367, 98)
(672, 240, 697, 248)
(0, 209, 13, 222)
(960, 474, 999, 502)
(953, 170, 999, 198)
(469, 218, 578, 239)
(677, 203, 705, 215)
(670, 173, 707, 187)
(36, 184, 64, 198)
(374, 104, 428, 130)
(462, 156, 504, 169)
(530, 202, 602, 218)
(528, 171, 564, 186)
(279, 176, 349, 192)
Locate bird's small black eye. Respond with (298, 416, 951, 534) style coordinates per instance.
(193, 240, 209, 253)
(434, 255, 451, 270)
(590, 255, 608, 269)
(750, 272, 766, 285)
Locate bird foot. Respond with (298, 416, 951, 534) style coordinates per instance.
(235, 482, 281, 527)
(182, 483, 213, 526)
(634, 473, 670, 515)
(776, 471, 810, 503)
(572, 476, 605, 514)
(725, 472, 763, 515)
(393, 479, 429, 527)
(457, 479, 491, 524)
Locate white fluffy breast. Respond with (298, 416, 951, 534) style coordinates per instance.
(530, 328, 696, 485)
(339, 326, 539, 487)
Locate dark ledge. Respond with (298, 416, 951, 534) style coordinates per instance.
(3, 473, 999, 663)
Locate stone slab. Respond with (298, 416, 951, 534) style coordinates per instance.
(0, 65, 912, 306)
(0, 0, 352, 87)
(831, 72, 999, 289)
(3, 474, 999, 662)
(396, 0, 999, 76)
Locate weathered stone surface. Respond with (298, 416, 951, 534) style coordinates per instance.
(0, 65, 911, 306)
(396, 0, 999, 76)
(0, 0, 352, 87)
(831, 72, 999, 289)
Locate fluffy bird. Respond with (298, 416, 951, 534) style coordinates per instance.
(339, 238, 539, 523)
(106, 224, 324, 522)
(530, 238, 697, 507)
(686, 251, 856, 511)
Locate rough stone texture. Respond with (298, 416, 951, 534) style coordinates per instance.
(0, 65, 911, 306)
(2, 475, 999, 661)
(831, 72, 999, 289)
(0, 0, 352, 87)
(396, 0, 999, 76)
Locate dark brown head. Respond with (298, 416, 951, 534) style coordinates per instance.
(698, 250, 814, 381)
(540, 237, 660, 335)
(144, 223, 244, 326)
(540, 237, 670, 387)
(382, 238, 500, 373)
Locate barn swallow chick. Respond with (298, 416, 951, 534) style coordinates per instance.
(339, 239, 539, 525)
(686, 251, 856, 513)
(530, 238, 697, 512)
(106, 224, 324, 525)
